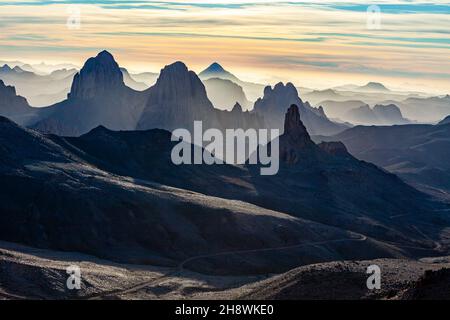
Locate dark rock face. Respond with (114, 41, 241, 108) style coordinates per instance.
(254, 82, 347, 136)
(0, 117, 364, 272)
(0, 80, 35, 125)
(400, 268, 450, 300)
(318, 141, 350, 157)
(279, 104, 317, 164)
(69, 50, 124, 100)
(1, 116, 449, 272)
(283, 104, 310, 141)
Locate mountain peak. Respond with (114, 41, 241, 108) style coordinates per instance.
(231, 102, 243, 113)
(360, 81, 389, 91)
(263, 82, 301, 101)
(206, 62, 225, 73)
(68, 50, 124, 99)
(0, 79, 16, 95)
(97, 50, 114, 60)
(0, 64, 12, 72)
(199, 62, 239, 82)
(12, 66, 25, 73)
(161, 61, 189, 74)
(284, 104, 309, 139)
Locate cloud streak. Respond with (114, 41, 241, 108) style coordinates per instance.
(0, 0, 449, 92)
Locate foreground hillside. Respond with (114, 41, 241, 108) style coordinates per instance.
(1, 104, 450, 275)
(1, 241, 449, 300)
(1, 116, 398, 275)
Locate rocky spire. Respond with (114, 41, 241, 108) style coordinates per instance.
(69, 50, 124, 99)
(231, 102, 243, 113)
(280, 104, 316, 164)
(283, 104, 311, 142)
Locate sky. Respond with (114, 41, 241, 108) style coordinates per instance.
(0, 0, 449, 93)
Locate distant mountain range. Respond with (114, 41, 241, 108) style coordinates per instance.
(0, 60, 78, 75)
(0, 51, 349, 138)
(203, 77, 252, 111)
(254, 82, 348, 136)
(198, 62, 267, 102)
(0, 79, 37, 125)
(0, 64, 76, 106)
(345, 104, 410, 126)
(333, 82, 390, 92)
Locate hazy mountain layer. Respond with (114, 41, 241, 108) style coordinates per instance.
(0, 65, 75, 106)
(0, 80, 38, 125)
(399, 95, 450, 123)
(203, 77, 252, 111)
(315, 122, 450, 195)
(254, 82, 348, 135)
(345, 104, 410, 125)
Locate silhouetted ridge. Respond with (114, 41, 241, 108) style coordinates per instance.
(207, 62, 225, 73)
(0, 80, 33, 125)
(279, 104, 317, 164)
(69, 50, 124, 99)
(231, 102, 243, 113)
(284, 104, 310, 140)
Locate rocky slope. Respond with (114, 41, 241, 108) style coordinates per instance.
(1, 116, 375, 274)
(315, 122, 450, 195)
(1, 239, 449, 300)
(56, 106, 450, 258)
(235, 257, 450, 300)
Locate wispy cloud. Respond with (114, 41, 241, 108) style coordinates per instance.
(0, 0, 449, 92)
